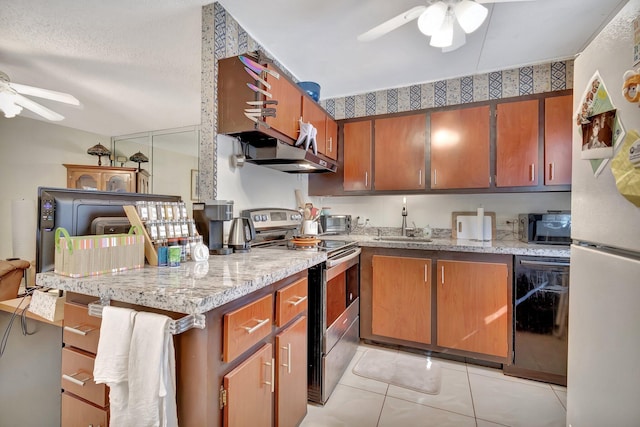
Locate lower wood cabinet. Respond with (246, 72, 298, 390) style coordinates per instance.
(361, 248, 512, 363)
(371, 255, 431, 344)
(223, 343, 274, 427)
(275, 316, 307, 427)
(61, 391, 108, 427)
(436, 259, 509, 358)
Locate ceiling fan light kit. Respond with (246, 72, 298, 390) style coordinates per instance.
(358, 0, 529, 52)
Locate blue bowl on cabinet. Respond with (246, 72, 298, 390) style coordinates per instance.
(297, 81, 320, 102)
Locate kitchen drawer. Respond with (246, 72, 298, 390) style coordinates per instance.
(61, 347, 108, 407)
(324, 297, 359, 354)
(223, 294, 273, 362)
(61, 391, 108, 427)
(63, 301, 102, 354)
(275, 277, 308, 327)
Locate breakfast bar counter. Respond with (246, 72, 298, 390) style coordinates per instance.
(36, 248, 326, 314)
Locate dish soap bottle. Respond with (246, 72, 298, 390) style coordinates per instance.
(423, 224, 432, 239)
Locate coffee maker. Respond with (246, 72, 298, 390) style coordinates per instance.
(193, 200, 234, 255)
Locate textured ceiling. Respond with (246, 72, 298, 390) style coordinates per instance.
(0, 0, 629, 136)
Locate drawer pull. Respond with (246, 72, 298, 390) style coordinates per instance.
(64, 324, 96, 336)
(242, 318, 270, 334)
(281, 343, 292, 374)
(287, 295, 307, 306)
(62, 371, 93, 387)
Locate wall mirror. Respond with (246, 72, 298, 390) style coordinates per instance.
(111, 126, 200, 208)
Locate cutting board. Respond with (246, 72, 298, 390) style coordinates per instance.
(452, 211, 496, 240)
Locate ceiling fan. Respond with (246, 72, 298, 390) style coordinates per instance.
(357, 0, 534, 52)
(0, 71, 80, 121)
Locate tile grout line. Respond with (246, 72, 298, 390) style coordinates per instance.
(465, 362, 480, 426)
(376, 389, 389, 427)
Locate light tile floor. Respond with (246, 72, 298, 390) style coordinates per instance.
(301, 343, 567, 427)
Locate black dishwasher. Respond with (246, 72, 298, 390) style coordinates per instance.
(504, 255, 570, 386)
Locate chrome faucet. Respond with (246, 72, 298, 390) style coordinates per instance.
(401, 205, 408, 236)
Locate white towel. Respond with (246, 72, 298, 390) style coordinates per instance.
(93, 306, 137, 426)
(128, 311, 178, 427)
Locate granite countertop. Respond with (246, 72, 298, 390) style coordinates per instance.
(36, 248, 326, 315)
(326, 234, 571, 257)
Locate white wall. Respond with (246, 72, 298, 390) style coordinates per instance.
(315, 192, 571, 233)
(216, 134, 310, 213)
(0, 116, 108, 260)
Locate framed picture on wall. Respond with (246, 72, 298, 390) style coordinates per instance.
(191, 169, 199, 201)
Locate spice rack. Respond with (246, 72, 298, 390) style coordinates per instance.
(123, 205, 158, 266)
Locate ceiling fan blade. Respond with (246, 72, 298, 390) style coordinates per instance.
(10, 82, 80, 105)
(13, 93, 65, 121)
(357, 6, 426, 42)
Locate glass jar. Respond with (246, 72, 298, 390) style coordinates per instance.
(179, 202, 188, 220)
(157, 220, 167, 240)
(135, 201, 149, 221)
(148, 201, 158, 221)
(164, 202, 174, 221)
(187, 219, 198, 237)
(157, 202, 166, 221)
(146, 220, 158, 241)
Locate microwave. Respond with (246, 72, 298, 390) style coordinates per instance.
(518, 212, 572, 245)
(319, 214, 352, 234)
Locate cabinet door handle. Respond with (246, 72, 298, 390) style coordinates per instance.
(441, 266, 445, 285)
(62, 371, 93, 387)
(549, 162, 554, 181)
(424, 264, 428, 283)
(242, 318, 270, 334)
(64, 324, 96, 336)
(264, 358, 275, 393)
(530, 163, 535, 182)
(419, 169, 422, 186)
(433, 169, 437, 186)
(365, 171, 368, 187)
(329, 137, 333, 152)
(281, 343, 292, 374)
(287, 295, 307, 306)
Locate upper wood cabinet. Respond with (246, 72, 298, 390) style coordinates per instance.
(430, 105, 491, 189)
(265, 64, 301, 141)
(374, 114, 426, 191)
(218, 56, 301, 143)
(325, 116, 338, 160)
(343, 120, 372, 191)
(496, 100, 540, 187)
(544, 94, 572, 185)
(302, 96, 338, 160)
(64, 164, 137, 193)
(372, 255, 431, 344)
(436, 260, 509, 358)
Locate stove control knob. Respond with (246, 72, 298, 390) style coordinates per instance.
(253, 215, 261, 222)
(261, 214, 268, 221)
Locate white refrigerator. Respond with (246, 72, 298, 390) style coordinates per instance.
(568, 1, 640, 426)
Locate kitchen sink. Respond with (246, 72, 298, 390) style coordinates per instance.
(375, 236, 433, 243)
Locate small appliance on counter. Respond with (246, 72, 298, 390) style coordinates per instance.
(319, 214, 352, 235)
(193, 200, 234, 255)
(228, 217, 256, 253)
(518, 211, 571, 245)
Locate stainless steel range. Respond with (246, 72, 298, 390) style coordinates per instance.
(242, 208, 361, 405)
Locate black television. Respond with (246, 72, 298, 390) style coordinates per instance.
(36, 187, 181, 273)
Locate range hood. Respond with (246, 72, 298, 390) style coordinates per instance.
(244, 138, 337, 173)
